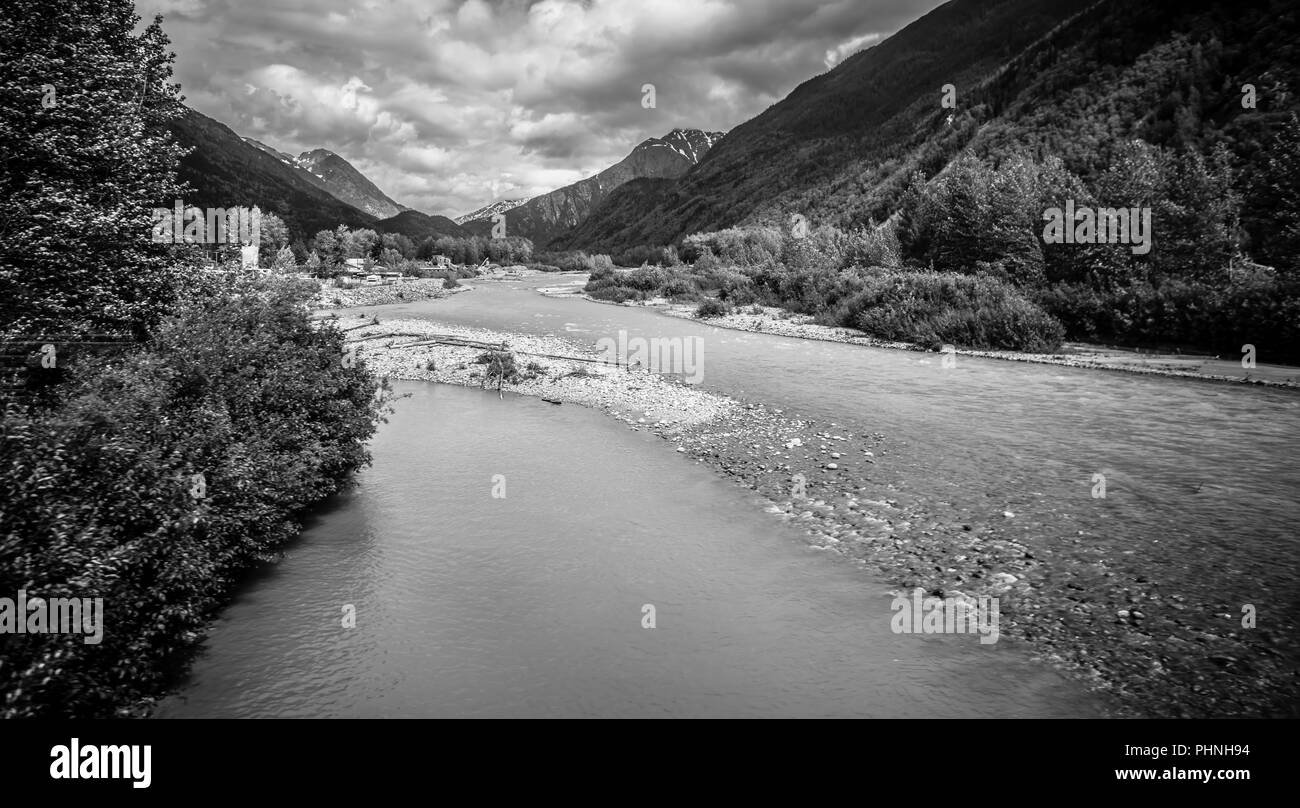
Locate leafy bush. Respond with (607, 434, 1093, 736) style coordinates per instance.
(695, 298, 732, 318)
(583, 267, 646, 303)
(1038, 269, 1300, 361)
(661, 276, 700, 300)
(623, 265, 669, 292)
(537, 251, 616, 273)
(442, 274, 461, 289)
(0, 277, 382, 717)
(474, 349, 522, 385)
(838, 270, 1065, 351)
(476, 351, 545, 385)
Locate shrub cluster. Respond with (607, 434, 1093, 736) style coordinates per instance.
(835, 270, 1066, 352)
(0, 278, 384, 717)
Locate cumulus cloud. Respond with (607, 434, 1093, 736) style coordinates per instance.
(140, 0, 942, 217)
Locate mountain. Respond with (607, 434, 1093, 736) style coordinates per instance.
(169, 108, 377, 241)
(554, 0, 1091, 251)
(242, 137, 296, 165)
(240, 136, 337, 199)
(294, 148, 408, 220)
(373, 210, 467, 242)
(559, 0, 1300, 254)
(454, 199, 526, 225)
(463, 128, 724, 244)
(242, 138, 407, 219)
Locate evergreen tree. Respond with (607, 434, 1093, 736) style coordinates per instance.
(1247, 113, 1300, 276)
(272, 245, 295, 273)
(931, 153, 991, 272)
(0, 0, 189, 338)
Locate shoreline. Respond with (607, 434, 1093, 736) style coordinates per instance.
(342, 315, 737, 429)
(537, 282, 1300, 389)
(341, 312, 1125, 713)
(331, 295, 1297, 718)
(312, 278, 470, 309)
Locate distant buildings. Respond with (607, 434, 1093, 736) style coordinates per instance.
(333, 258, 405, 286)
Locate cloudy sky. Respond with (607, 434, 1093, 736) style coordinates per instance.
(141, 0, 943, 217)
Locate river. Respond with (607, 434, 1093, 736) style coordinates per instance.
(157, 275, 1299, 717)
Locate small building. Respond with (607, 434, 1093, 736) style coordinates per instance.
(430, 255, 452, 269)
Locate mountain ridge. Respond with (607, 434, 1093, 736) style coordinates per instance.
(294, 148, 409, 219)
(463, 127, 725, 244)
(551, 0, 1095, 251)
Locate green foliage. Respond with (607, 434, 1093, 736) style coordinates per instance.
(695, 298, 732, 319)
(582, 265, 652, 303)
(536, 250, 616, 273)
(258, 212, 291, 262)
(474, 349, 527, 386)
(612, 244, 680, 266)
(0, 278, 383, 717)
(418, 235, 533, 266)
(1244, 113, 1300, 276)
(837, 271, 1066, 352)
(0, 0, 190, 338)
(682, 227, 784, 266)
(271, 245, 296, 273)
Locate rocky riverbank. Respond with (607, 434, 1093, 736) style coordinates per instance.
(313, 279, 469, 309)
(336, 315, 736, 428)
(334, 306, 1296, 718)
(538, 283, 1300, 388)
(663, 403, 1297, 719)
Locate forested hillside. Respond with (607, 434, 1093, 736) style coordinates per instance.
(565, 0, 1300, 361)
(169, 108, 379, 242)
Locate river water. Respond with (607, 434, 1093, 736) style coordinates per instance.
(157, 275, 1299, 717)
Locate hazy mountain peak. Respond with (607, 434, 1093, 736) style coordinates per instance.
(646, 128, 727, 164)
(454, 198, 527, 225)
(292, 149, 408, 219)
(460, 126, 725, 244)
